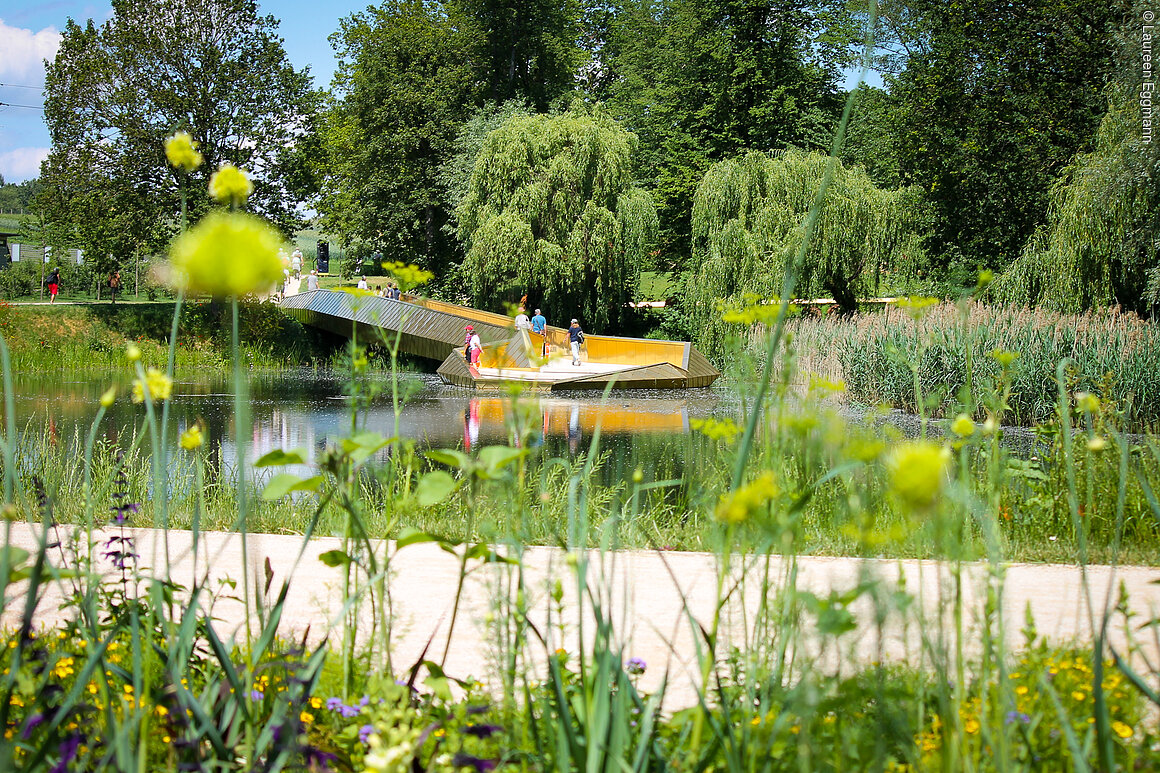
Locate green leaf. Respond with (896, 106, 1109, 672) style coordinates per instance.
(261, 473, 324, 500)
(254, 448, 310, 467)
(477, 445, 525, 476)
(396, 527, 440, 548)
(414, 470, 459, 507)
(426, 449, 471, 470)
(318, 550, 353, 568)
(342, 432, 391, 464)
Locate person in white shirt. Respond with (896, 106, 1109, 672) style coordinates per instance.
(514, 306, 531, 330)
(291, 249, 302, 277)
(306, 270, 319, 291)
(357, 276, 368, 290)
(469, 330, 483, 365)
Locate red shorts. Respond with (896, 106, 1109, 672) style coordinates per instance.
(48, 283, 59, 296)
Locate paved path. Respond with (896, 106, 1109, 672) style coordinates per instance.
(5, 523, 1159, 708)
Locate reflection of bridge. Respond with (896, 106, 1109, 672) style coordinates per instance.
(280, 290, 719, 390)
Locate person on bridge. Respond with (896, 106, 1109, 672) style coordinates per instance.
(568, 319, 585, 366)
(531, 309, 546, 334)
(464, 325, 474, 363)
(514, 306, 530, 330)
(469, 329, 483, 366)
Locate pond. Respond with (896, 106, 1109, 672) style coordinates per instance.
(13, 369, 728, 489)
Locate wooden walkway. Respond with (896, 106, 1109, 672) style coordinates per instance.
(280, 290, 719, 390)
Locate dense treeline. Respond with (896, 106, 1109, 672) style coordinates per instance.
(28, 0, 1156, 346)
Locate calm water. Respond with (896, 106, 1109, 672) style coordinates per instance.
(15, 370, 727, 487)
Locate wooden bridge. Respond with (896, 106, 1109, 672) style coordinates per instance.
(279, 290, 720, 391)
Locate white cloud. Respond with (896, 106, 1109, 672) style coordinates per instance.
(0, 19, 62, 83)
(0, 147, 49, 182)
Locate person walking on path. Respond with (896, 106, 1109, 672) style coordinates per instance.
(46, 266, 61, 304)
(305, 270, 319, 292)
(568, 319, 585, 366)
(514, 306, 530, 330)
(108, 270, 121, 304)
(291, 249, 302, 277)
(357, 276, 368, 290)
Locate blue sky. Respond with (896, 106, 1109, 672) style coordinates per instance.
(0, 0, 364, 184)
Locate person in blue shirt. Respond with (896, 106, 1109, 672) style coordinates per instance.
(531, 309, 547, 334)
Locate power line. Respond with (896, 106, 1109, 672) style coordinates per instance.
(0, 83, 43, 90)
(0, 102, 44, 111)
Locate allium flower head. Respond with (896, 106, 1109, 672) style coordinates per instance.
(126, 343, 141, 362)
(132, 368, 174, 404)
(179, 424, 203, 450)
(168, 211, 284, 296)
(165, 131, 203, 172)
(100, 386, 116, 408)
(208, 164, 253, 206)
(886, 441, 951, 511)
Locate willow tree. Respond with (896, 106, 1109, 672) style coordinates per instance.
(456, 105, 658, 331)
(995, 85, 1160, 315)
(687, 149, 921, 350)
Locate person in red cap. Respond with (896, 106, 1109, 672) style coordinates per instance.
(464, 325, 474, 363)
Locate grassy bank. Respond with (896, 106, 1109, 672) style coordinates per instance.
(0, 300, 340, 371)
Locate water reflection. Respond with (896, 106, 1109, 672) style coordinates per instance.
(14, 371, 721, 488)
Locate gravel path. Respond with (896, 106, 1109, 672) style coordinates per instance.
(6, 523, 1159, 708)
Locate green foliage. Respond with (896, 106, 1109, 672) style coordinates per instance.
(598, 0, 844, 263)
(39, 0, 319, 272)
(320, 0, 482, 276)
(687, 149, 922, 349)
(456, 104, 658, 330)
(889, 0, 1123, 273)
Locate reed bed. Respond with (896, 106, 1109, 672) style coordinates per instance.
(777, 303, 1160, 428)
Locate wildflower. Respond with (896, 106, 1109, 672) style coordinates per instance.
(1087, 436, 1108, 452)
(1005, 710, 1030, 725)
(982, 415, 999, 435)
(625, 657, 647, 675)
(988, 349, 1020, 368)
(126, 343, 141, 362)
(691, 417, 741, 442)
(250, 690, 263, 701)
(131, 368, 174, 404)
(208, 164, 253, 206)
(951, 414, 975, 438)
(451, 753, 498, 772)
(964, 718, 980, 735)
(179, 424, 204, 450)
(1112, 720, 1133, 739)
(358, 724, 375, 744)
(715, 471, 778, 524)
(463, 723, 502, 739)
(299, 710, 313, 724)
(100, 386, 116, 408)
(49, 733, 81, 773)
(1071, 690, 1085, 702)
(165, 132, 203, 172)
(52, 657, 75, 680)
(1075, 392, 1100, 413)
(895, 296, 939, 318)
(977, 269, 994, 287)
(886, 441, 951, 511)
(381, 261, 434, 289)
(168, 211, 284, 297)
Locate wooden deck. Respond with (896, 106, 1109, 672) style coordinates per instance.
(280, 290, 720, 390)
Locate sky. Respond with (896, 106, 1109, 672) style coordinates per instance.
(0, 0, 365, 184)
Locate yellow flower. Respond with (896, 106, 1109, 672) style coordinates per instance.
(1087, 436, 1108, 452)
(132, 368, 174, 404)
(1015, 685, 1028, 695)
(964, 718, 980, 735)
(154, 705, 169, 717)
(126, 343, 142, 362)
(165, 132, 203, 172)
(1071, 690, 1086, 702)
(988, 349, 1020, 368)
(1075, 392, 1100, 413)
(179, 424, 204, 450)
(690, 417, 741, 443)
(208, 164, 253, 206)
(895, 296, 939, 318)
(381, 261, 434, 290)
(168, 211, 285, 296)
(1112, 720, 1133, 739)
(715, 471, 778, 524)
(100, 386, 116, 408)
(53, 657, 75, 679)
(951, 414, 975, 438)
(886, 442, 950, 511)
(309, 696, 323, 710)
(299, 710, 313, 724)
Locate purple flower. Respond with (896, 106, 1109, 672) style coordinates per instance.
(1005, 711, 1031, 725)
(49, 733, 82, 773)
(22, 713, 45, 739)
(626, 657, 646, 675)
(452, 753, 498, 772)
(325, 697, 344, 712)
(303, 747, 337, 772)
(463, 723, 502, 739)
(359, 724, 375, 744)
(250, 690, 264, 701)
